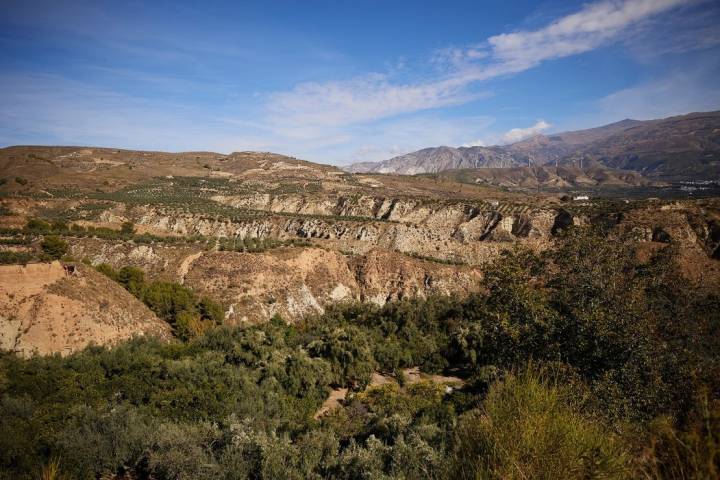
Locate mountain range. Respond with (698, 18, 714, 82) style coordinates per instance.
(347, 111, 720, 181)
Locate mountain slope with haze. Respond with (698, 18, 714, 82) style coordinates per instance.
(347, 111, 720, 180)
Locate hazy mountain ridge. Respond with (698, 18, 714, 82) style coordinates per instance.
(347, 111, 720, 180)
(422, 164, 658, 191)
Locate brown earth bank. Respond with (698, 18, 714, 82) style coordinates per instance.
(0, 261, 171, 357)
(3, 198, 719, 340)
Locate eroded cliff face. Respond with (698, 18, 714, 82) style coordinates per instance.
(68, 241, 484, 324)
(0, 262, 171, 356)
(186, 247, 484, 323)
(93, 194, 559, 265)
(65, 197, 720, 326)
(4, 147, 720, 358)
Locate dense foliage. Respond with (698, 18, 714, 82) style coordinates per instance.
(39, 235, 68, 260)
(0, 227, 718, 479)
(96, 263, 225, 340)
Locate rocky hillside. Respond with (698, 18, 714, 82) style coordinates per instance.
(348, 145, 519, 174)
(1, 145, 719, 355)
(423, 165, 658, 190)
(0, 261, 171, 356)
(42, 195, 720, 324)
(65, 240, 484, 324)
(348, 111, 720, 181)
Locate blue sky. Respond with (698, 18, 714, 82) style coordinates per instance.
(1, 0, 719, 165)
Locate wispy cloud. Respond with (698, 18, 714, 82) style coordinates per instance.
(461, 120, 551, 147)
(265, 74, 482, 133)
(0, 0, 708, 165)
(461, 139, 487, 148)
(597, 69, 720, 121)
(486, 0, 689, 69)
(0, 73, 268, 152)
(264, 0, 689, 134)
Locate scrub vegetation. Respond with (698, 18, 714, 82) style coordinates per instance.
(0, 227, 718, 479)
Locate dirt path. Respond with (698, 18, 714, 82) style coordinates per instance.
(401, 366, 464, 386)
(314, 368, 466, 419)
(313, 387, 348, 419)
(178, 251, 204, 284)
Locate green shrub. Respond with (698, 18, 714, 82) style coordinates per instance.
(117, 266, 145, 297)
(142, 281, 197, 324)
(638, 395, 720, 479)
(452, 368, 631, 479)
(0, 251, 33, 264)
(120, 221, 135, 235)
(26, 218, 51, 232)
(95, 263, 224, 341)
(198, 296, 224, 324)
(95, 263, 117, 280)
(0, 226, 716, 479)
(40, 235, 68, 260)
(51, 220, 68, 232)
(15, 176, 28, 185)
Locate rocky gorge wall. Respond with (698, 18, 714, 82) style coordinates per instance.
(67, 196, 720, 325)
(68, 240, 483, 324)
(96, 193, 559, 264)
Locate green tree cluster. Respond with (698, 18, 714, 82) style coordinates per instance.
(39, 235, 68, 260)
(96, 264, 224, 340)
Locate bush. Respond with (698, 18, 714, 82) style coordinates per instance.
(15, 176, 28, 185)
(638, 395, 720, 479)
(95, 263, 224, 341)
(120, 222, 135, 235)
(26, 218, 51, 232)
(95, 263, 117, 280)
(0, 226, 716, 478)
(0, 251, 33, 265)
(51, 220, 68, 232)
(142, 282, 197, 324)
(117, 266, 145, 297)
(40, 235, 68, 260)
(452, 368, 631, 479)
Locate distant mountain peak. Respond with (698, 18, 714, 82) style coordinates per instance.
(346, 111, 720, 181)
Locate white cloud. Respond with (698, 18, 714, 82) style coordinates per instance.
(328, 115, 496, 164)
(500, 120, 551, 144)
(263, 0, 688, 136)
(265, 73, 481, 132)
(487, 0, 689, 69)
(0, 0, 702, 165)
(0, 73, 270, 153)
